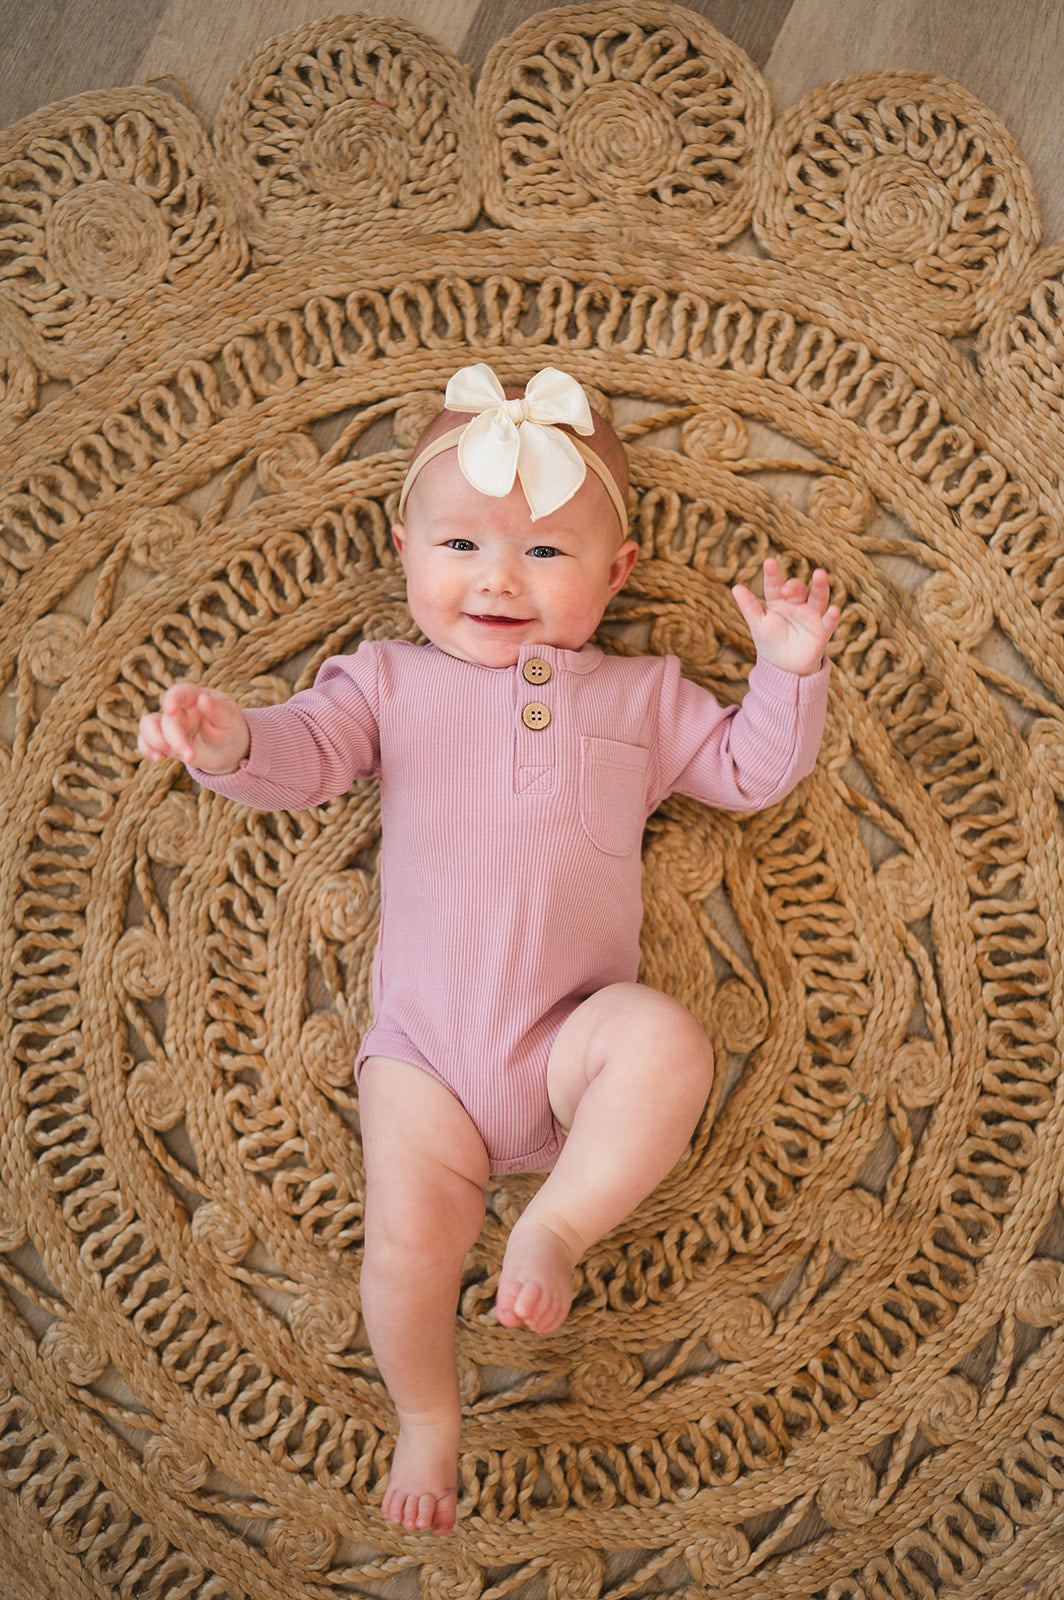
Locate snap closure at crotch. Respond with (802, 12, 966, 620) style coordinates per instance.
(522, 658, 552, 685)
(522, 702, 552, 730)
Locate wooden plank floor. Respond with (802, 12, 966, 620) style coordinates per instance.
(3, 0, 1064, 242)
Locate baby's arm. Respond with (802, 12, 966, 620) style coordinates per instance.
(653, 555, 840, 814)
(137, 649, 383, 809)
(732, 558, 841, 676)
(137, 683, 250, 775)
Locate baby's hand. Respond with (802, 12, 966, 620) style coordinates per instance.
(137, 683, 250, 774)
(731, 558, 841, 676)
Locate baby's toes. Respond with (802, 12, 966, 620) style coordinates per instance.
(494, 1279, 530, 1328)
(525, 1283, 569, 1336)
(429, 1491, 458, 1536)
(512, 1279, 548, 1329)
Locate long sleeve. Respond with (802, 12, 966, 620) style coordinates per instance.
(650, 654, 830, 813)
(189, 645, 383, 809)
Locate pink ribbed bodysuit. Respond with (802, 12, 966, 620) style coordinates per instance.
(194, 640, 830, 1173)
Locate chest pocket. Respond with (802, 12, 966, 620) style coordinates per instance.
(579, 737, 650, 856)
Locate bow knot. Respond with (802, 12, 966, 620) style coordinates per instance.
(444, 363, 595, 521)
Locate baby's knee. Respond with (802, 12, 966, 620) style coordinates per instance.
(599, 984, 714, 1080)
(363, 1170, 485, 1279)
(364, 1189, 432, 1263)
(649, 990, 714, 1091)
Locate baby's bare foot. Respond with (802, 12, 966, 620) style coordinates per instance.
(496, 1216, 580, 1334)
(381, 1406, 460, 1536)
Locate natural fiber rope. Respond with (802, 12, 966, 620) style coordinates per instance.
(2, 5, 1064, 1597)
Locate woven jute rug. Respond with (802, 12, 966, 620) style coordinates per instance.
(3, 5, 1064, 1596)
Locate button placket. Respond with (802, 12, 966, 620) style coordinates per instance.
(515, 656, 556, 792)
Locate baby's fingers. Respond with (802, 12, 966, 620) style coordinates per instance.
(193, 688, 241, 738)
(138, 708, 197, 764)
(760, 556, 782, 603)
(780, 577, 810, 605)
(137, 713, 171, 761)
(731, 583, 764, 632)
(820, 600, 843, 639)
(158, 708, 200, 766)
(160, 680, 207, 718)
(807, 571, 843, 635)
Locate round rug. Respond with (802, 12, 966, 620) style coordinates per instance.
(2, 6, 1064, 1597)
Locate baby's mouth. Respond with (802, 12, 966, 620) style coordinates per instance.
(468, 614, 532, 627)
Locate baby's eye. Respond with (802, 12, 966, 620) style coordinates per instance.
(445, 538, 476, 552)
(529, 545, 559, 559)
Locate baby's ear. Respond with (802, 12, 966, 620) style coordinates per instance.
(391, 524, 406, 562)
(609, 539, 639, 595)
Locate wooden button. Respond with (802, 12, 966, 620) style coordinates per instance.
(523, 658, 552, 685)
(522, 702, 551, 730)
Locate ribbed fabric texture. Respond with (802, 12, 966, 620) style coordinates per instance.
(193, 640, 830, 1172)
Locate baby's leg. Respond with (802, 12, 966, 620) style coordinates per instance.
(358, 1056, 489, 1535)
(496, 984, 713, 1334)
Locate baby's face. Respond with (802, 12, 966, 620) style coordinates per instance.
(392, 448, 638, 668)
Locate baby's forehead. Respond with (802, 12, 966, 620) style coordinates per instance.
(404, 445, 474, 504)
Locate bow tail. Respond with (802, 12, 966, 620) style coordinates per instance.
(517, 425, 588, 520)
(457, 410, 521, 498)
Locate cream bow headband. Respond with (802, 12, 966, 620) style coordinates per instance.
(397, 364, 628, 532)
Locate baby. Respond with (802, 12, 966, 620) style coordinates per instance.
(138, 364, 841, 1537)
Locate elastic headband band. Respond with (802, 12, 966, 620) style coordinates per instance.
(398, 425, 629, 534)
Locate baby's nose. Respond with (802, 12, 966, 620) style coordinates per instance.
(478, 552, 520, 594)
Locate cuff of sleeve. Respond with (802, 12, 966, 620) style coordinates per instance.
(187, 709, 272, 794)
(749, 654, 830, 700)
